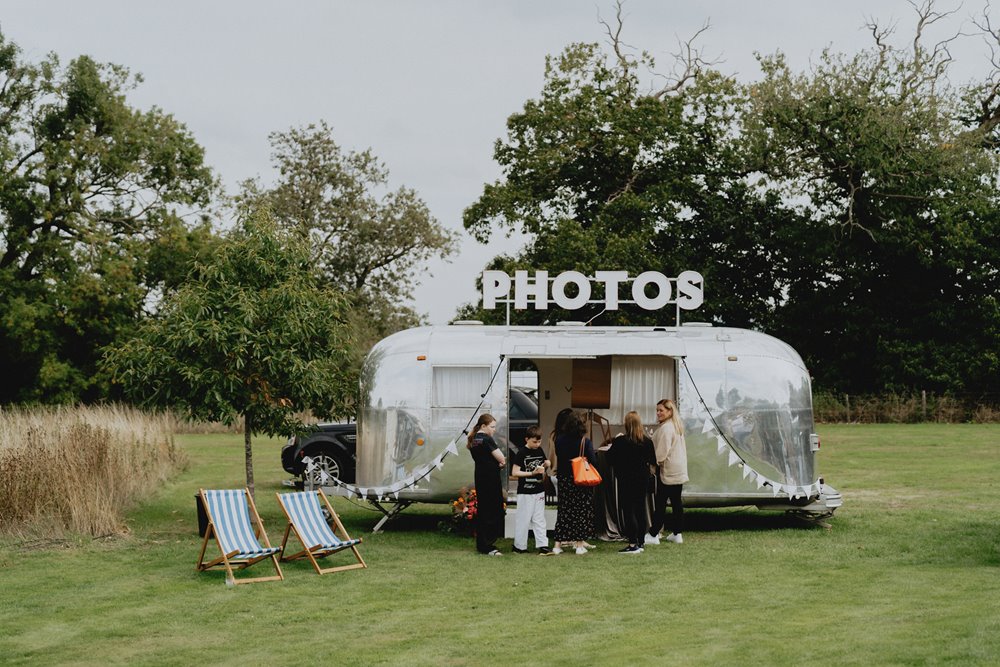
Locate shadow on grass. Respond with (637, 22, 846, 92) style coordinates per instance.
(682, 508, 832, 533)
(343, 502, 835, 536)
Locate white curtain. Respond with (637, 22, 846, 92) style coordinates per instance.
(596, 356, 673, 425)
(432, 366, 492, 407)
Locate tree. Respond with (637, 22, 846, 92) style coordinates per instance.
(463, 2, 1000, 398)
(743, 2, 1000, 395)
(102, 208, 355, 497)
(238, 121, 457, 351)
(0, 30, 218, 404)
(461, 16, 789, 329)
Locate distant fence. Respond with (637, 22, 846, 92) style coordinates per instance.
(814, 391, 1000, 423)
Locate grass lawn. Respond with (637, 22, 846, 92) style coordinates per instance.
(2, 424, 999, 666)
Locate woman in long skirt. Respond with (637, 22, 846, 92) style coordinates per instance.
(552, 411, 596, 555)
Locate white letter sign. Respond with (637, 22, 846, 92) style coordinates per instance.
(482, 269, 704, 313)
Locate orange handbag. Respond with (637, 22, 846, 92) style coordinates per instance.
(571, 437, 602, 487)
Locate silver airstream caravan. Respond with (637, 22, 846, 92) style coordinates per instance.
(340, 322, 842, 527)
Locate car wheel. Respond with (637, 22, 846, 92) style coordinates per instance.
(302, 450, 346, 486)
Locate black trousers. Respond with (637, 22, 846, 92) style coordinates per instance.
(649, 482, 684, 536)
(619, 487, 649, 546)
(475, 471, 504, 553)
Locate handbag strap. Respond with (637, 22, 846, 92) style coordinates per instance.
(578, 436, 585, 458)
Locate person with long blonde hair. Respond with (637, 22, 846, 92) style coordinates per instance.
(467, 413, 506, 556)
(606, 411, 656, 553)
(647, 398, 688, 544)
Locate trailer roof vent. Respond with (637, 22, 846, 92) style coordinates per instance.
(681, 322, 713, 327)
(556, 321, 585, 327)
(451, 320, 484, 326)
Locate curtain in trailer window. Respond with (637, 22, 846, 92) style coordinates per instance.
(596, 356, 673, 425)
(432, 366, 492, 407)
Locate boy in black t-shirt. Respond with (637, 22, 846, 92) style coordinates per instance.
(511, 425, 551, 554)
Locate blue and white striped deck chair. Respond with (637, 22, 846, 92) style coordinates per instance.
(276, 489, 367, 575)
(196, 488, 283, 585)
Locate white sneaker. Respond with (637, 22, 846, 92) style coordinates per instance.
(666, 533, 683, 544)
(575, 546, 587, 555)
(551, 546, 563, 555)
(644, 533, 661, 545)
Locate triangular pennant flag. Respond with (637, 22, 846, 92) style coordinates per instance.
(742, 465, 753, 480)
(728, 450, 741, 467)
(319, 469, 330, 484)
(359, 487, 368, 498)
(755, 475, 766, 489)
(434, 456, 445, 470)
(716, 435, 727, 453)
(393, 490, 400, 500)
(771, 483, 781, 497)
(446, 441, 459, 456)
(701, 418, 716, 434)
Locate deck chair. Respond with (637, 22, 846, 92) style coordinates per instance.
(276, 489, 367, 575)
(196, 488, 284, 586)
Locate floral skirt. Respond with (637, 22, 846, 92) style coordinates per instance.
(554, 476, 595, 542)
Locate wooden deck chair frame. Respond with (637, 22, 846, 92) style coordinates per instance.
(196, 488, 284, 586)
(276, 489, 367, 575)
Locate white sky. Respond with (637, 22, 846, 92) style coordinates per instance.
(2, 1, 993, 323)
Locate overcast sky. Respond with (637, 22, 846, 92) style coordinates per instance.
(3, 1, 993, 323)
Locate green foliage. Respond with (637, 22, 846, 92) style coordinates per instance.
(744, 29, 1000, 395)
(462, 42, 788, 328)
(0, 30, 218, 404)
(464, 8, 1000, 397)
(102, 208, 355, 491)
(238, 121, 457, 351)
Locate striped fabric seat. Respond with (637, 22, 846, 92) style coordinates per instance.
(277, 491, 362, 550)
(203, 489, 282, 559)
(276, 489, 367, 575)
(196, 488, 283, 586)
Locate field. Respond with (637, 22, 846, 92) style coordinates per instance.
(2, 424, 999, 666)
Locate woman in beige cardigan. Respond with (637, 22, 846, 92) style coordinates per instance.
(646, 398, 688, 544)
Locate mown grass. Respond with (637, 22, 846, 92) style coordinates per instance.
(1, 424, 999, 666)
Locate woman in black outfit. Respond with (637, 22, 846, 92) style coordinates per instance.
(552, 410, 597, 555)
(606, 411, 656, 554)
(467, 413, 506, 556)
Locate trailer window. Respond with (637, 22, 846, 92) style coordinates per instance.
(432, 366, 491, 407)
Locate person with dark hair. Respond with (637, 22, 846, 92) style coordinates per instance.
(467, 413, 505, 556)
(647, 398, 688, 545)
(552, 411, 597, 555)
(606, 411, 656, 554)
(510, 424, 551, 554)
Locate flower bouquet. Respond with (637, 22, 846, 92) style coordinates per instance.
(440, 487, 477, 535)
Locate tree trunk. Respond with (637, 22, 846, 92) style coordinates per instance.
(244, 411, 255, 499)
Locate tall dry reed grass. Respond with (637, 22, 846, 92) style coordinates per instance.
(0, 405, 186, 538)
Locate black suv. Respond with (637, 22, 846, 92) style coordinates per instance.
(281, 423, 358, 486)
(281, 388, 538, 486)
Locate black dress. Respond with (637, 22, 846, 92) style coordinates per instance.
(469, 432, 504, 553)
(606, 434, 656, 545)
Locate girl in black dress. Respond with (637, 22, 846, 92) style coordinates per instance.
(607, 411, 656, 553)
(467, 413, 506, 555)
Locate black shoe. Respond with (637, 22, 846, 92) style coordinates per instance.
(618, 545, 643, 554)
(512, 546, 529, 553)
(537, 547, 552, 555)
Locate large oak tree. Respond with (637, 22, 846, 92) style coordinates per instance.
(0, 31, 218, 403)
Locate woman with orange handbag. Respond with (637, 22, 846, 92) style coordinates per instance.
(551, 411, 597, 555)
